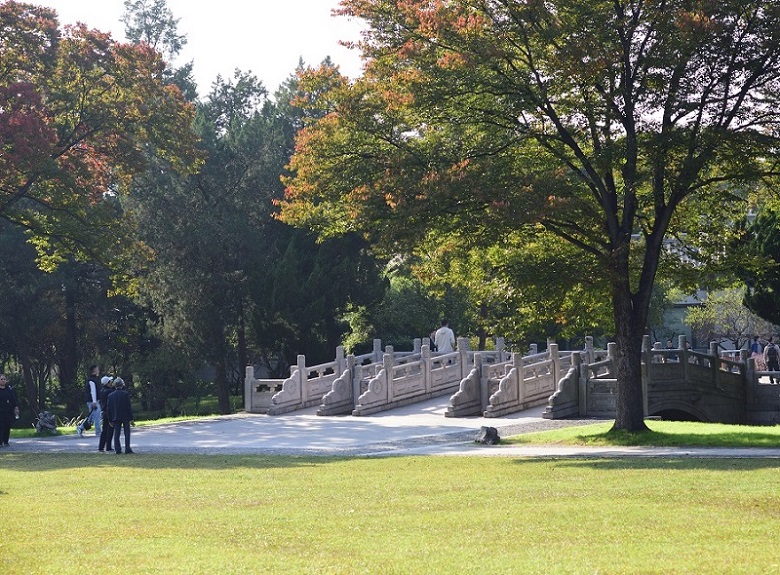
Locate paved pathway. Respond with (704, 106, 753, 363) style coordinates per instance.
(5, 397, 780, 458)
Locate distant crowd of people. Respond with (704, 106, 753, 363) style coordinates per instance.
(77, 364, 135, 453)
(750, 336, 780, 383)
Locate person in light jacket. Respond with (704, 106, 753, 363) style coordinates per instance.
(434, 319, 456, 353)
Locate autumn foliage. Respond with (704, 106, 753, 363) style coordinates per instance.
(0, 1, 199, 262)
(283, 1, 780, 431)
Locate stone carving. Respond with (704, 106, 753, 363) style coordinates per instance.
(445, 367, 480, 417)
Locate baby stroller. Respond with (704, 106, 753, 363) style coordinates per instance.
(76, 407, 95, 437)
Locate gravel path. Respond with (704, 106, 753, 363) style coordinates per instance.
(2, 414, 606, 457)
(7, 402, 779, 458)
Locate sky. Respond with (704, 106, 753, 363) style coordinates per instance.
(32, 0, 365, 94)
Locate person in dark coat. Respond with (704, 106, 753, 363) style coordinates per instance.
(97, 375, 114, 452)
(0, 373, 20, 447)
(106, 377, 134, 454)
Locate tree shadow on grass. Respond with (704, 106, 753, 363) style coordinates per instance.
(511, 456, 780, 471)
(586, 429, 780, 449)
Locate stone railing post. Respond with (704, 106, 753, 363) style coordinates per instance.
(296, 355, 307, 404)
(568, 352, 583, 416)
(413, 338, 422, 354)
(677, 334, 688, 358)
(423, 344, 432, 394)
(372, 339, 382, 363)
(336, 346, 345, 375)
(606, 341, 617, 363)
(353, 362, 364, 405)
(457, 337, 470, 378)
(384, 352, 395, 403)
(514, 352, 526, 408)
(347, 354, 356, 407)
(678, 334, 689, 381)
(577, 351, 589, 416)
(653, 341, 663, 363)
(743, 349, 754, 410)
(496, 337, 506, 362)
(642, 335, 652, 374)
(585, 335, 594, 365)
(245, 366, 255, 413)
(475, 353, 488, 411)
(710, 341, 720, 387)
(549, 343, 560, 388)
(530, 343, 538, 356)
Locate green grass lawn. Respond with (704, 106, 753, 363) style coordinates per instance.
(1, 452, 779, 574)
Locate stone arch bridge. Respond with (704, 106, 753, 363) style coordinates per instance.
(244, 335, 780, 425)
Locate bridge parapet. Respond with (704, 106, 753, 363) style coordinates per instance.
(544, 335, 778, 424)
(244, 347, 348, 415)
(352, 338, 471, 416)
(444, 343, 572, 418)
(246, 336, 551, 416)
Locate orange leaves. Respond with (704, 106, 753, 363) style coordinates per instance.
(454, 11, 489, 35)
(415, 1, 448, 37)
(383, 189, 399, 209)
(446, 159, 469, 181)
(436, 51, 468, 70)
(0, 82, 55, 180)
(420, 160, 470, 187)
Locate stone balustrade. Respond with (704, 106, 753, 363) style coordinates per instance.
(446, 343, 571, 418)
(246, 336, 520, 416)
(246, 332, 780, 425)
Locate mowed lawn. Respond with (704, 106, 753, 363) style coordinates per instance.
(1, 453, 779, 574)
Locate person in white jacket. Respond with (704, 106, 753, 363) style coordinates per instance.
(77, 365, 101, 437)
(434, 319, 456, 353)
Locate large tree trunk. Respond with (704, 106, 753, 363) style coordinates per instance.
(611, 312, 647, 432)
(59, 285, 80, 411)
(610, 245, 650, 433)
(236, 302, 248, 399)
(20, 358, 41, 415)
(14, 335, 40, 414)
(37, 366, 47, 411)
(214, 349, 232, 415)
(19, 354, 40, 415)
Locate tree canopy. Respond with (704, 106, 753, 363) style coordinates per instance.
(0, 0, 199, 265)
(281, 0, 780, 430)
(685, 287, 775, 351)
(740, 210, 780, 326)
